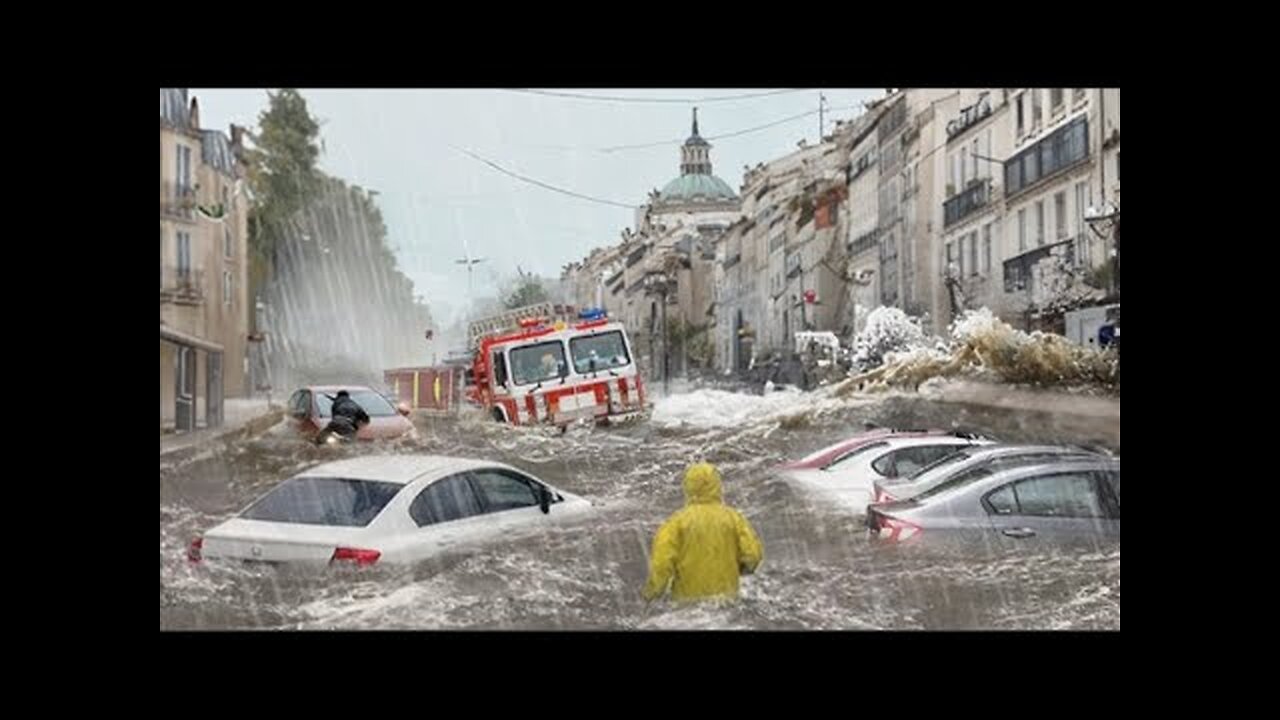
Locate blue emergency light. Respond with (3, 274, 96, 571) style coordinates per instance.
(578, 308, 607, 321)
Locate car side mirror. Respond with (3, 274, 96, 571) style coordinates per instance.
(397, 402, 412, 416)
(538, 485, 551, 514)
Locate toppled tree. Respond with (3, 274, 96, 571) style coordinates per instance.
(849, 306, 928, 371)
(837, 307, 1119, 396)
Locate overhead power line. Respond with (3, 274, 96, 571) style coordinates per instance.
(599, 104, 864, 152)
(450, 145, 636, 209)
(503, 88, 810, 104)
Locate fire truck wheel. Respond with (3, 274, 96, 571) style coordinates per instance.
(491, 407, 507, 423)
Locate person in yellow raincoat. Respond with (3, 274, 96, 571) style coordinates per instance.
(642, 462, 764, 603)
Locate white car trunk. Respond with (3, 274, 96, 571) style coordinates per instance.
(202, 518, 373, 563)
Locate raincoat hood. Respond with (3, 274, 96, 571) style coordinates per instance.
(683, 463, 723, 505)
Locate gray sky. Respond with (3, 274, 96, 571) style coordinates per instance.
(193, 88, 883, 325)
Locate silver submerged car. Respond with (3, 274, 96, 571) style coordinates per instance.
(867, 458, 1120, 545)
(870, 444, 1107, 505)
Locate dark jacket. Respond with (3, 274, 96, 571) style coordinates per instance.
(330, 395, 370, 426)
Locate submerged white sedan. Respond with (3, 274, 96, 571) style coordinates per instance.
(781, 430, 994, 512)
(187, 455, 594, 566)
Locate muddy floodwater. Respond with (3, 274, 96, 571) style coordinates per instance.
(160, 384, 1119, 630)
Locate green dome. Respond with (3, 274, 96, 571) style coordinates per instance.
(659, 173, 737, 203)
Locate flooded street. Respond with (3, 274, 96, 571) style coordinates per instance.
(160, 385, 1119, 630)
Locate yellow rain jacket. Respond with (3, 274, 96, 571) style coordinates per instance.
(642, 463, 764, 602)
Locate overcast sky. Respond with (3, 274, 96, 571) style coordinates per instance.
(193, 88, 884, 324)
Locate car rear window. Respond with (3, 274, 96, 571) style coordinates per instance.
(240, 477, 403, 527)
(906, 450, 969, 480)
(1104, 471, 1119, 507)
(825, 441, 889, 469)
(915, 465, 995, 501)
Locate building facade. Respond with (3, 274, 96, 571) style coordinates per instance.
(160, 88, 249, 431)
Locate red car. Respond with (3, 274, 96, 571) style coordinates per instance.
(286, 385, 415, 441)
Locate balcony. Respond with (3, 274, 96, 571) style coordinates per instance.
(1002, 238, 1075, 294)
(624, 244, 649, 268)
(944, 179, 992, 228)
(160, 266, 205, 305)
(160, 181, 197, 221)
(848, 228, 879, 257)
(1004, 116, 1090, 199)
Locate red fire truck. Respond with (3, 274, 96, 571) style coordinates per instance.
(465, 303, 646, 426)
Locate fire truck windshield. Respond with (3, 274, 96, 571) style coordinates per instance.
(570, 331, 630, 374)
(509, 341, 568, 386)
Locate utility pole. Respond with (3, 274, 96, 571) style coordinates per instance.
(819, 93, 827, 140)
(455, 236, 486, 315)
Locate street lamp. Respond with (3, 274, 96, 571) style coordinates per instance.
(455, 250, 487, 314)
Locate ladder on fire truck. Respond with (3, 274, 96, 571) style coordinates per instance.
(466, 302, 576, 349)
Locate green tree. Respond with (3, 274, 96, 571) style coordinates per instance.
(245, 89, 324, 291)
(504, 275, 549, 309)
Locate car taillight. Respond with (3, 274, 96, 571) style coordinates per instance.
(187, 537, 203, 563)
(875, 515, 923, 543)
(330, 547, 381, 565)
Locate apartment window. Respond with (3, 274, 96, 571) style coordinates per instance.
(176, 145, 192, 194)
(960, 147, 968, 186)
(1031, 90, 1042, 127)
(223, 270, 233, 307)
(969, 231, 979, 277)
(1055, 192, 1067, 239)
(1050, 89, 1064, 114)
(982, 224, 992, 274)
(1018, 209, 1027, 252)
(972, 138, 981, 180)
(224, 228, 233, 259)
(176, 231, 191, 276)
(1016, 94, 1025, 135)
(222, 186, 229, 210)
(1035, 201, 1045, 246)
(1074, 88, 1086, 103)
